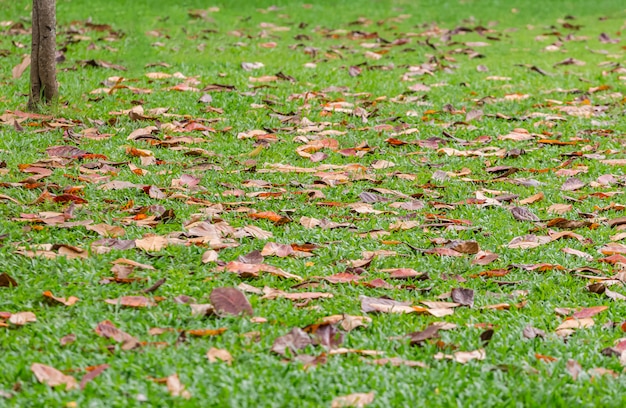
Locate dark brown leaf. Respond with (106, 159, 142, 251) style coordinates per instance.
(0, 273, 18, 287)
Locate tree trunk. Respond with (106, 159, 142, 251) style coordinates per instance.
(28, 0, 57, 110)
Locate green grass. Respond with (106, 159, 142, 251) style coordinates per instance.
(1, 0, 626, 406)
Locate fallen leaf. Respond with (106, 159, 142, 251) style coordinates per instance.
(451, 288, 474, 307)
(79, 364, 109, 390)
(9, 311, 36, 326)
(42, 291, 79, 306)
(166, 373, 191, 399)
(206, 347, 233, 364)
(331, 392, 375, 408)
(0, 273, 18, 287)
(209, 287, 253, 316)
(31, 363, 77, 390)
(271, 327, 312, 356)
(104, 296, 156, 308)
(94, 320, 139, 350)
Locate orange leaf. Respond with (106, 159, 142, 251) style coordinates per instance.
(187, 328, 228, 337)
(42, 291, 80, 306)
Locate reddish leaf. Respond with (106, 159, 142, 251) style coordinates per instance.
(79, 364, 109, 390)
(572, 306, 608, 319)
(325, 273, 363, 284)
(94, 320, 139, 350)
(52, 194, 88, 204)
(209, 287, 253, 316)
(104, 296, 156, 308)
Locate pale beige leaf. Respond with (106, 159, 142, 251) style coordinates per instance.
(31, 363, 77, 390)
(9, 311, 36, 326)
(331, 392, 375, 408)
(135, 235, 168, 251)
(166, 373, 191, 399)
(300, 216, 321, 228)
(206, 347, 233, 364)
(555, 318, 594, 331)
(86, 223, 126, 237)
(547, 203, 572, 214)
(201, 250, 219, 263)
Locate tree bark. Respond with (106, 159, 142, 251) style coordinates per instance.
(28, 0, 58, 110)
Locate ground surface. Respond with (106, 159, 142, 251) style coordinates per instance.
(1, 0, 626, 406)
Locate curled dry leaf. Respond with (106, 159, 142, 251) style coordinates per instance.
(42, 291, 80, 306)
(94, 320, 140, 350)
(31, 363, 78, 390)
(187, 328, 228, 337)
(207, 347, 233, 364)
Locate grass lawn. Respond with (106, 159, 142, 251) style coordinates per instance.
(1, 0, 626, 406)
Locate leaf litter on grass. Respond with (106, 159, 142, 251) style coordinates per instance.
(1, 0, 626, 405)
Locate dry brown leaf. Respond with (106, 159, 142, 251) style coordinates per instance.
(206, 347, 233, 364)
(31, 363, 77, 390)
(42, 291, 79, 306)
